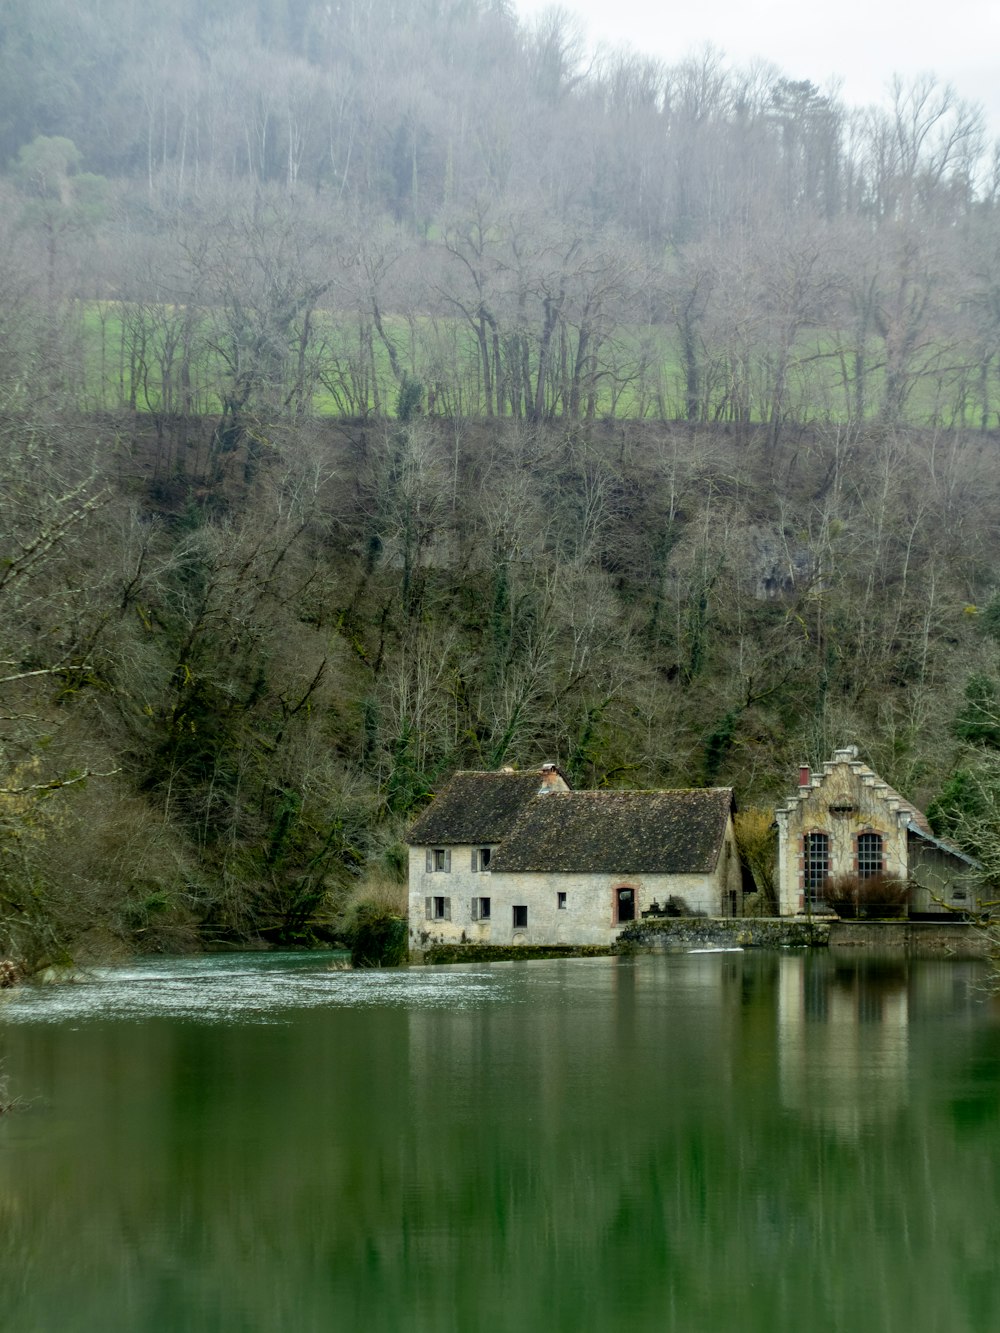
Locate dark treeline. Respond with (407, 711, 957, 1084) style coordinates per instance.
(4, 0, 1000, 965)
(4, 404, 1000, 965)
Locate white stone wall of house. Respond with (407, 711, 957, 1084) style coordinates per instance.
(408, 852, 737, 953)
(777, 752, 911, 915)
(408, 843, 498, 953)
(485, 870, 726, 946)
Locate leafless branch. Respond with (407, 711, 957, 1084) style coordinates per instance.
(0, 768, 121, 797)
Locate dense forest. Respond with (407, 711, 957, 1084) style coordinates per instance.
(4, 0, 1000, 967)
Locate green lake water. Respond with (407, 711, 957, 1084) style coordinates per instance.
(1, 950, 999, 1332)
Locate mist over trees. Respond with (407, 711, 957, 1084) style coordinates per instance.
(3, 0, 1000, 962)
(3, 0, 1000, 429)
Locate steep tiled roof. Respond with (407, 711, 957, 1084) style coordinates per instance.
(407, 770, 558, 845)
(490, 789, 734, 874)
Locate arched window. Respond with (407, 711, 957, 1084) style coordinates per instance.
(804, 832, 829, 904)
(615, 887, 636, 923)
(857, 832, 883, 879)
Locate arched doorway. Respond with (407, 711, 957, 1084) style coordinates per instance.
(615, 886, 636, 923)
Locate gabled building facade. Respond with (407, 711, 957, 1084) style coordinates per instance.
(407, 765, 742, 956)
(407, 765, 570, 955)
(775, 746, 980, 917)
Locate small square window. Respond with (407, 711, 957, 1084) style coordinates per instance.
(512, 905, 528, 929)
(557, 892, 567, 910)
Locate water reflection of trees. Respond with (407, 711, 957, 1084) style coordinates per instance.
(0, 955, 998, 1330)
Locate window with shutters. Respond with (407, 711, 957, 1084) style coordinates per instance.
(425, 895, 451, 921)
(471, 847, 492, 871)
(425, 847, 451, 873)
(470, 896, 491, 920)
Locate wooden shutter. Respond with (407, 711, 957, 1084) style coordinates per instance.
(443, 897, 451, 921)
(425, 849, 433, 873)
(471, 897, 479, 921)
(471, 848, 478, 872)
(444, 848, 452, 872)
(424, 896, 432, 919)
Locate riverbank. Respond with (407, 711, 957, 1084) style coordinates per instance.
(826, 919, 993, 957)
(623, 917, 995, 959)
(419, 943, 618, 965)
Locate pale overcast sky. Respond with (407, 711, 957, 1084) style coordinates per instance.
(513, 0, 1000, 141)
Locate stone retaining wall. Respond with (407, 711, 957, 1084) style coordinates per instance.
(618, 917, 832, 950)
(829, 920, 992, 957)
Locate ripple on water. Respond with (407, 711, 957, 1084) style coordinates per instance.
(0, 954, 510, 1025)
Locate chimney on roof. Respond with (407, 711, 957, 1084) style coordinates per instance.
(799, 765, 811, 789)
(539, 763, 561, 793)
(833, 745, 859, 762)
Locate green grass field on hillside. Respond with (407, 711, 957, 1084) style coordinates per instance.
(71, 301, 990, 429)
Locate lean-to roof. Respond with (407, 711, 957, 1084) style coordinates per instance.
(906, 823, 980, 868)
(489, 788, 734, 875)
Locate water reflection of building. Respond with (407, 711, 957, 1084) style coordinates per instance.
(778, 955, 910, 1137)
(404, 954, 749, 1124)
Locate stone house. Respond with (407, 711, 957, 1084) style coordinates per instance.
(775, 746, 980, 917)
(407, 765, 742, 956)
